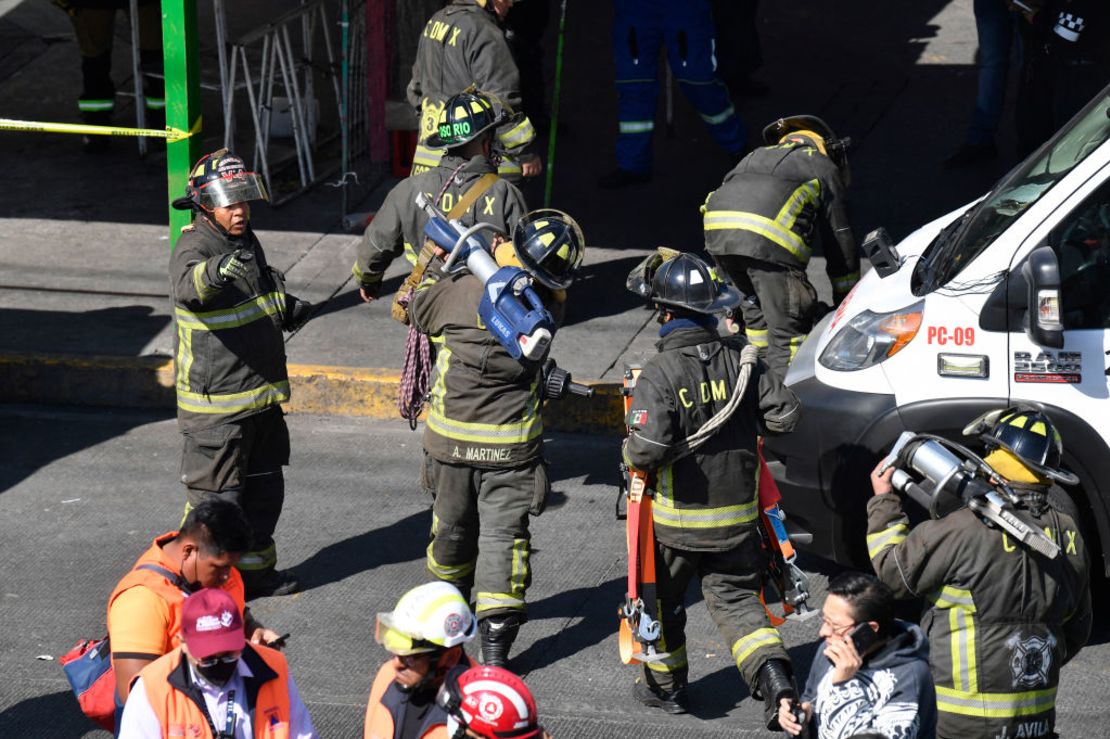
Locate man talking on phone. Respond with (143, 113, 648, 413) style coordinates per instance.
(778, 572, 935, 739)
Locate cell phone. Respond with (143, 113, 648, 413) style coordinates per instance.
(266, 633, 290, 648)
(848, 622, 881, 657)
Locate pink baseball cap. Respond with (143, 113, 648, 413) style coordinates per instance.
(181, 588, 245, 660)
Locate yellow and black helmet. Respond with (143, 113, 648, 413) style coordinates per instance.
(965, 405, 1079, 485)
(762, 114, 851, 174)
(426, 90, 506, 150)
(511, 209, 585, 290)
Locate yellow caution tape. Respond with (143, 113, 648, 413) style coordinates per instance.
(0, 117, 197, 142)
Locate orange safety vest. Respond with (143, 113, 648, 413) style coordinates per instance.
(139, 644, 291, 739)
(107, 531, 246, 659)
(365, 659, 468, 739)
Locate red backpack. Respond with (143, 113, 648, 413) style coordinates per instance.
(61, 563, 187, 731)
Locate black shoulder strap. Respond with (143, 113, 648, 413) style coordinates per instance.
(135, 563, 192, 594)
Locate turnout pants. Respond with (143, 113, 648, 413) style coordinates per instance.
(180, 406, 290, 575)
(713, 254, 817, 380)
(424, 455, 550, 621)
(645, 532, 788, 693)
(612, 0, 746, 174)
(64, 1, 165, 122)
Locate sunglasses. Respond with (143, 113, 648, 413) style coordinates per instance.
(195, 651, 242, 669)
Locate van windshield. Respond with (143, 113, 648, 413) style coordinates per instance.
(913, 88, 1110, 295)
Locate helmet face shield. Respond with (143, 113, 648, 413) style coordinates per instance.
(197, 172, 269, 209)
(626, 247, 682, 299)
(375, 612, 438, 656)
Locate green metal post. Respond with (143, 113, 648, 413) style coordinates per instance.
(163, 0, 202, 248)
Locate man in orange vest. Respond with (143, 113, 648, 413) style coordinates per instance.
(365, 582, 477, 739)
(117, 587, 316, 738)
(107, 500, 281, 722)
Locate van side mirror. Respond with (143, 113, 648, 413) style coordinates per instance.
(861, 227, 901, 278)
(1021, 245, 1064, 348)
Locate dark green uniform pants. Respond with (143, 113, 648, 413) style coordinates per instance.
(645, 531, 789, 693)
(180, 406, 290, 574)
(713, 254, 817, 380)
(424, 455, 549, 621)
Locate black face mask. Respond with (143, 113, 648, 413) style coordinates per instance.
(196, 660, 238, 687)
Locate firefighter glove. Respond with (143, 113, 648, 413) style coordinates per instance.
(217, 249, 254, 283)
(283, 295, 313, 332)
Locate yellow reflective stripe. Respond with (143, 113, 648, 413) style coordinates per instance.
(932, 586, 977, 612)
(931, 587, 978, 695)
(703, 210, 811, 263)
(403, 241, 418, 266)
(176, 381, 290, 414)
(867, 523, 909, 559)
(426, 350, 542, 443)
(656, 465, 673, 507)
(497, 159, 523, 176)
(731, 627, 783, 668)
(788, 335, 807, 362)
(619, 120, 654, 134)
(237, 542, 276, 571)
(832, 271, 860, 292)
(745, 328, 769, 348)
(426, 410, 543, 444)
(653, 498, 759, 529)
(700, 104, 735, 126)
(427, 513, 476, 581)
(775, 179, 821, 231)
(498, 117, 535, 149)
(192, 262, 220, 302)
(352, 262, 365, 280)
(475, 592, 525, 613)
(413, 143, 442, 167)
(645, 644, 688, 673)
(936, 686, 1056, 718)
(510, 538, 529, 596)
(176, 324, 194, 390)
(175, 292, 284, 331)
(144, 97, 167, 110)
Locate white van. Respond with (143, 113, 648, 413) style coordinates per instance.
(765, 85, 1110, 574)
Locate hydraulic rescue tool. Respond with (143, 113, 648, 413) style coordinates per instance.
(878, 432, 1061, 558)
(416, 192, 556, 362)
(756, 446, 815, 625)
(617, 366, 668, 665)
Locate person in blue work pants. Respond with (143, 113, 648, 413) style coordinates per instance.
(600, 0, 748, 188)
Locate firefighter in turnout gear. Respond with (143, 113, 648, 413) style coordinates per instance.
(408, 210, 585, 669)
(407, 0, 540, 182)
(54, 0, 165, 152)
(353, 90, 528, 307)
(704, 115, 859, 379)
(868, 406, 1092, 739)
(169, 150, 313, 600)
(622, 251, 802, 726)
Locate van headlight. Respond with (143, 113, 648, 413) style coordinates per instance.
(819, 300, 924, 371)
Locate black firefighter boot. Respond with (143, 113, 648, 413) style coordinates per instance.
(480, 613, 524, 668)
(755, 658, 799, 731)
(633, 669, 689, 715)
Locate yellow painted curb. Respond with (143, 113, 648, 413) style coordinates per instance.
(0, 353, 624, 435)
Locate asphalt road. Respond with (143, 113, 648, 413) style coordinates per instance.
(1, 406, 1107, 738)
